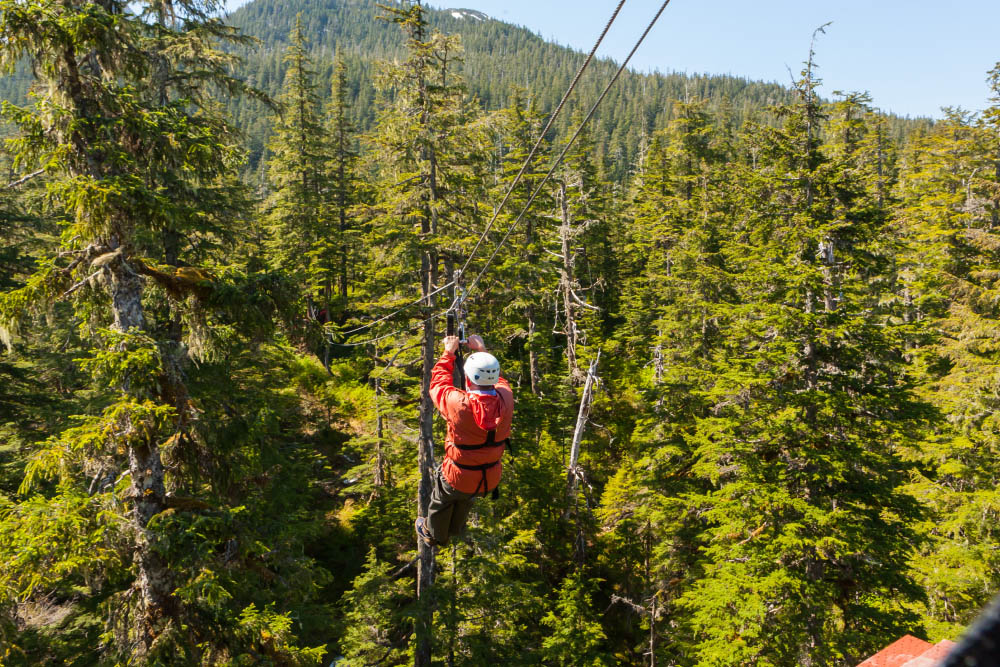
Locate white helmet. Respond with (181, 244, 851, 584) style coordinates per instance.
(464, 352, 500, 387)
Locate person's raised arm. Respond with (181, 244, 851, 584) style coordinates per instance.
(429, 335, 461, 413)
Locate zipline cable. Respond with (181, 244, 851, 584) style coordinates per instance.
(331, 0, 628, 342)
(329, 306, 452, 347)
(329, 290, 468, 348)
(333, 0, 666, 346)
(456, 0, 629, 278)
(464, 0, 673, 300)
(338, 280, 455, 336)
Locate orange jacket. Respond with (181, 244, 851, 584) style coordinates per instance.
(429, 352, 514, 495)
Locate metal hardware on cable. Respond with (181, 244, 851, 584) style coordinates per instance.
(448, 269, 468, 388)
(445, 307, 467, 344)
(452, 269, 468, 343)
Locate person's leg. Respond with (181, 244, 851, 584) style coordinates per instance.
(426, 469, 457, 545)
(448, 495, 475, 540)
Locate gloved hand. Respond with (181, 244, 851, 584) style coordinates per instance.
(443, 335, 460, 355)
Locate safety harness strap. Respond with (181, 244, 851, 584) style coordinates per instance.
(453, 430, 509, 451)
(450, 429, 506, 497)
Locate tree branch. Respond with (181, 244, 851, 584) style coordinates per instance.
(5, 169, 44, 189)
(390, 556, 418, 581)
(62, 270, 103, 298)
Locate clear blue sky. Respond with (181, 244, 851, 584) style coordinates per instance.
(224, 0, 1000, 119)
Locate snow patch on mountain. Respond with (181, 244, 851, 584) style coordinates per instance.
(447, 8, 488, 21)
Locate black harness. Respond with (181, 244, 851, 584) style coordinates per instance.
(452, 429, 509, 499)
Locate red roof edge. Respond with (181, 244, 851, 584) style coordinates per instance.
(857, 635, 934, 667)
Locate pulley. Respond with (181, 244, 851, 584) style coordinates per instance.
(448, 270, 468, 389)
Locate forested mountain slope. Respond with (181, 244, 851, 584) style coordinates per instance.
(224, 0, 925, 176)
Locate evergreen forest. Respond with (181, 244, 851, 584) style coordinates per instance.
(1, 1, 998, 665)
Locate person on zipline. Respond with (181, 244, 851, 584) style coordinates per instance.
(415, 334, 513, 547)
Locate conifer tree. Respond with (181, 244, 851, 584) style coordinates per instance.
(541, 572, 611, 667)
(318, 50, 360, 317)
(481, 89, 556, 397)
(0, 1, 326, 661)
(894, 66, 1000, 638)
(338, 548, 411, 665)
(603, 99, 732, 662)
(265, 16, 328, 287)
(358, 3, 489, 664)
(676, 59, 925, 665)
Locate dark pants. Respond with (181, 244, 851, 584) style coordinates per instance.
(427, 467, 476, 546)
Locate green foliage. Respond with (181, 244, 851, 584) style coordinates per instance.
(893, 76, 1000, 640)
(1, 1, 999, 664)
(541, 572, 611, 667)
(337, 548, 410, 666)
(264, 17, 328, 280)
(226, 603, 327, 666)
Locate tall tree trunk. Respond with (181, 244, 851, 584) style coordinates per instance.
(567, 353, 599, 497)
(416, 290, 436, 667)
(109, 251, 172, 655)
(67, 19, 175, 648)
(558, 182, 582, 383)
(566, 353, 599, 563)
(524, 208, 540, 395)
(448, 545, 457, 667)
(415, 8, 437, 654)
(526, 305, 540, 395)
(649, 593, 657, 667)
(338, 169, 349, 306)
(373, 374, 386, 489)
(337, 115, 349, 306)
(820, 238, 836, 312)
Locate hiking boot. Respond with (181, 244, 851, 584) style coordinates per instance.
(415, 517, 436, 547)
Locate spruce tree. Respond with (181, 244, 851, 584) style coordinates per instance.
(337, 548, 411, 665)
(353, 3, 489, 664)
(0, 1, 326, 661)
(603, 98, 732, 663)
(894, 67, 1000, 639)
(676, 62, 925, 665)
(318, 50, 360, 318)
(265, 16, 328, 288)
(541, 572, 611, 667)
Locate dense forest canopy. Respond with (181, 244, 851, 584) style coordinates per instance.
(0, 0, 998, 665)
